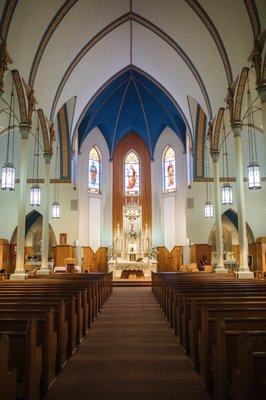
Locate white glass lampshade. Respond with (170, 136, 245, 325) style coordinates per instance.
(248, 162, 261, 190)
(1, 162, 15, 191)
(221, 184, 233, 205)
(51, 201, 60, 218)
(30, 185, 41, 206)
(204, 201, 213, 218)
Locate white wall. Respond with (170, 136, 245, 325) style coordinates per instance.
(0, 181, 78, 245)
(78, 127, 112, 250)
(152, 127, 187, 250)
(187, 180, 266, 244)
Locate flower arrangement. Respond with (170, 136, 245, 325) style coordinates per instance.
(128, 230, 138, 241)
(148, 246, 158, 259)
(106, 246, 121, 260)
(26, 252, 42, 262)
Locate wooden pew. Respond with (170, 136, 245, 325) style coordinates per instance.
(152, 272, 266, 400)
(0, 300, 67, 371)
(232, 332, 266, 400)
(212, 318, 266, 400)
(0, 334, 16, 400)
(0, 291, 78, 355)
(0, 308, 57, 393)
(0, 318, 42, 400)
(198, 304, 266, 389)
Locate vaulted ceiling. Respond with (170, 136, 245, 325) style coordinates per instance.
(1, 0, 265, 151)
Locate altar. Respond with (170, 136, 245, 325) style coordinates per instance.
(107, 198, 158, 278)
(108, 258, 157, 278)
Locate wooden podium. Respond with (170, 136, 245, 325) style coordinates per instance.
(64, 257, 78, 273)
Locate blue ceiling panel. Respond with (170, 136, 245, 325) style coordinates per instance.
(78, 67, 186, 157)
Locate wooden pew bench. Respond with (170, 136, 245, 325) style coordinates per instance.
(0, 334, 16, 400)
(198, 304, 266, 389)
(232, 331, 266, 400)
(212, 318, 266, 400)
(0, 300, 67, 371)
(0, 308, 57, 393)
(0, 292, 77, 357)
(0, 318, 42, 400)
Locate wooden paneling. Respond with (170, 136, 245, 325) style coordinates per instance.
(191, 244, 212, 267)
(53, 245, 75, 267)
(112, 132, 151, 230)
(82, 247, 108, 272)
(248, 243, 258, 271)
(0, 239, 11, 272)
(254, 237, 266, 272)
(232, 245, 239, 263)
(157, 246, 183, 271)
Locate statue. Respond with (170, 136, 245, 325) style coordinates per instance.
(22, 78, 37, 125)
(0, 41, 13, 94)
(47, 119, 56, 155)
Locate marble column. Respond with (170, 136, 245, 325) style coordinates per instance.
(10, 124, 31, 280)
(231, 122, 253, 278)
(37, 153, 51, 275)
(257, 85, 266, 165)
(211, 150, 227, 273)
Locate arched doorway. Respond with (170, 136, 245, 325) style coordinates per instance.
(10, 211, 57, 270)
(208, 209, 255, 265)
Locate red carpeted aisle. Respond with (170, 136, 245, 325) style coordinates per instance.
(44, 287, 211, 400)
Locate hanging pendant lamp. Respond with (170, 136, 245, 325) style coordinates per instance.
(1, 86, 16, 191)
(246, 83, 261, 190)
(30, 118, 41, 205)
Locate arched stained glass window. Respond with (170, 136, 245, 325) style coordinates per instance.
(163, 146, 176, 193)
(88, 146, 101, 193)
(124, 151, 140, 196)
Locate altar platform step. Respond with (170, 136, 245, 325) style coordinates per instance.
(113, 278, 151, 287)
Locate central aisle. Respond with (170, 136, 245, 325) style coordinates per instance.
(44, 287, 210, 400)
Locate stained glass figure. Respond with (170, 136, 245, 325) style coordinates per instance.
(163, 146, 176, 193)
(88, 147, 100, 193)
(124, 151, 140, 196)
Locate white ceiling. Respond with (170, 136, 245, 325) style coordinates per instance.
(3, 0, 265, 138)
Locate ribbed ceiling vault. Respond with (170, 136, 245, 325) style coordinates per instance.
(0, 0, 265, 155)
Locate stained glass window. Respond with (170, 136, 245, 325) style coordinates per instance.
(163, 146, 176, 193)
(88, 147, 100, 193)
(124, 151, 140, 196)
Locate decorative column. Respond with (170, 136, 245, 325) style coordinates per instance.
(257, 85, 266, 165)
(231, 122, 253, 278)
(37, 153, 51, 275)
(10, 124, 31, 280)
(210, 150, 227, 273)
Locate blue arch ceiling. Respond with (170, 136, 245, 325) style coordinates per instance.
(78, 68, 186, 157)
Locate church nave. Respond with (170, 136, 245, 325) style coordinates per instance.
(44, 287, 210, 400)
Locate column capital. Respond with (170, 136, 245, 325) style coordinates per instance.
(210, 150, 220, 163)
(231, 122, 243, 137)
(43, 152, 51, 164)
(19, 123, 31, 139)
(257, 84, 266, 103)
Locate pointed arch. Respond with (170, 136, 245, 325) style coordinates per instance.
(163, 146, 176, 193)
(124, 150, 140, 196)
(88, 146, 101, 193)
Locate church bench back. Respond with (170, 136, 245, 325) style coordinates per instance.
(234, 332, 266, 400)
(152, 272, 266, 400)
(199, 308, 266, 390)
(213, 321, 266, 400)
(0, 293, 78, 355)
(0, 301, 67, 370)
(191, 302, 266, 371)
(0, 318, 42, 400)
(0, 309, 56, 393)
(0, 333, 16, 400)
